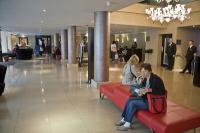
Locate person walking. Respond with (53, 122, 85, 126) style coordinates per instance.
(180, 40, 197, 74)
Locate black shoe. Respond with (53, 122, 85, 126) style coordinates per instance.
(179, 71, 184, 74)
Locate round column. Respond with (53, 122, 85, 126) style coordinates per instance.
(68, 26, 77, 64)
(94, 11, 110, 82)
(0, 31, 8, 53)
(54, 33, 59, 47)
(7, 33, 12, 51)
(61, 30, 68, 59)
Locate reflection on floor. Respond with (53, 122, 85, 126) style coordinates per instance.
(0, 58, 199, 133)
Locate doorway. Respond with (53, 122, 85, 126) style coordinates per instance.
(161, 34, 172, 67)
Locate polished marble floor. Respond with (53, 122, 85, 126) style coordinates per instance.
(0, 58, 200, 133)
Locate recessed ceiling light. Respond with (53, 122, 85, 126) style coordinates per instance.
(42, 9, 46, 13)
(106, 1, 110, 6)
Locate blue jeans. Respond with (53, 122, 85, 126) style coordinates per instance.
(122, 97, 148, 122)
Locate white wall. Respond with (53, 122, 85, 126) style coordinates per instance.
(145, 29, 162, 66)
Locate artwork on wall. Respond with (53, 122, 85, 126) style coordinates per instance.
(19, 37, 28, 48)
(35, 35, 51, 56)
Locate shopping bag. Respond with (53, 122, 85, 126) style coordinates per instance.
(147, 93, 167, 114)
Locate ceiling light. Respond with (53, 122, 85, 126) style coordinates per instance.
(155, 0, 180, 4)
(146, 3, 191, 23)
(106, 1, 110, 6)
(21, 35, 26, 37)
(42, 9, 46, 13)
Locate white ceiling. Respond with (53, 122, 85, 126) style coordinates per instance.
(0, 0, 142, 35)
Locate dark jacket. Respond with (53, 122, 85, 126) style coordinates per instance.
(166, 43, 177, 57)
(186, 45, 197, 61)
(141, 73, 166, 100)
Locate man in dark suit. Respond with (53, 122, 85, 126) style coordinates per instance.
(180, 40, 197, 74)
(166, 38, 177, 70)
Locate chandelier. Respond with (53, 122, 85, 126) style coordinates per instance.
(145, 1, 192, 23)
(154, 0, 180, 3)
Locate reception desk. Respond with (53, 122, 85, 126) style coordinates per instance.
(16, 48, 33, 60)
(193, 56, 200, 87)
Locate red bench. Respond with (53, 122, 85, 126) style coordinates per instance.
(99, 82, 200, 133)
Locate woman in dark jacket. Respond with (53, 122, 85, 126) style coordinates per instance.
(115, 63, 166, 131)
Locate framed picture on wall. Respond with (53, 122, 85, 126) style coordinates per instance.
(19, 37, 28, 47)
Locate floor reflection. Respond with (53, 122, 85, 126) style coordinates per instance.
(0, 58, 199, 133)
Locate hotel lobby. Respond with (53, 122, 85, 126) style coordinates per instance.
(0, 0, 200, 133)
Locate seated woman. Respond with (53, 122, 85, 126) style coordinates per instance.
(116, 63, 166, 131)
(122, 54, 139, 85)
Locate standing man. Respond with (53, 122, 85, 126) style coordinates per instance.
(165, 38, 177, 70)
(180, 40, 197, 74)
(131, 42, 137, 55)
(111, 41, 117, 61)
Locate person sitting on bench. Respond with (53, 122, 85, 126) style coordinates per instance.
(115, 63, 166, 131)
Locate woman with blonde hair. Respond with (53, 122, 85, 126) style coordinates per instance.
(122, 54, 140, 85)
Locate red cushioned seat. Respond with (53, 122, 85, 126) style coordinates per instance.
(99, 82, 130, 102)
(113, 87, 132, 109)
(100, 82, 122, 92)
(99, 82, 122, 100)
(99, 82, 200, 133)
(136, 101, 200, 133)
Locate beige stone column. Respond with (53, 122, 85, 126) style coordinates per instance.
(68, 26, 77, 64)
(94, 11, 110, 82)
